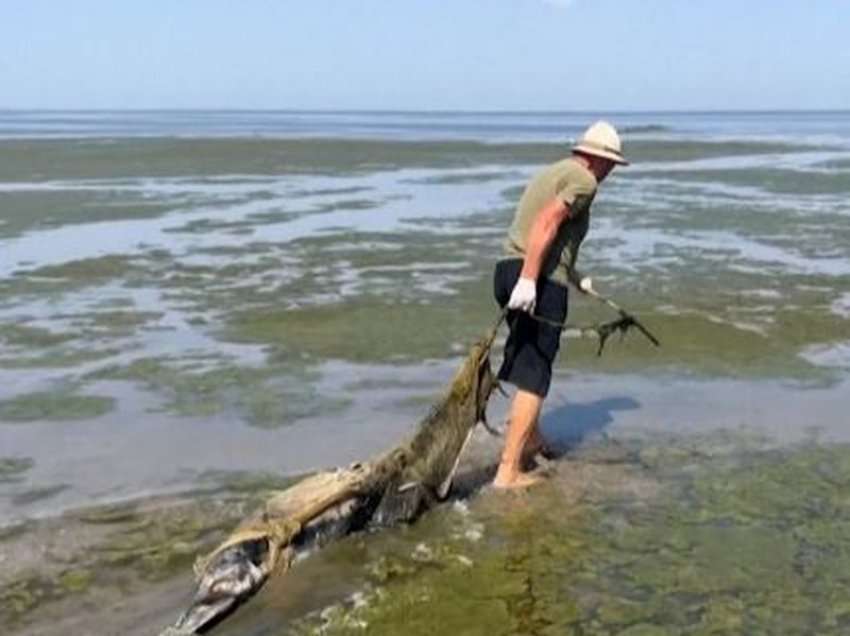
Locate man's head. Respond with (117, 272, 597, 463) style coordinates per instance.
(571, 120, 628, 182)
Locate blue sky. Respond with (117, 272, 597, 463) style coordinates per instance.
(2, 0, 848, 110)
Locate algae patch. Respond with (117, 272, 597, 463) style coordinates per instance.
(0, 457, 35, 483)
(87, 310, 164, 332)
(225, 283, 493, 363)
(0, 391, 115, 422)
(0, 323, 75, 348)
(88, 356, 349, 427)
(11, 484, 71, 506)
(0, 490, 265, 630)
(291, 437, 850, 635)
(57, 568, 93, 593)
(0, 347, 120, 369)
(14, 254, 137, 283)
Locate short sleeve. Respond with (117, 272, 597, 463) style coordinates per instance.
(555, 176, 595, 208)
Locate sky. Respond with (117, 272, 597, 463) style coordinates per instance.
(2, 0, 849, 111)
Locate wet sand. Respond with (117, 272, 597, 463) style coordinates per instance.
(2, 114, 849, 634)
(3, 372, 849, 635)
(3, 367, 849, 524)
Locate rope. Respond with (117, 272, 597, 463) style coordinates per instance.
(528, 312, 653, 357)
(497, 288, 661, 357)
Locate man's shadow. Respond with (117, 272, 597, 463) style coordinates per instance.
(539, 396, 640, 457)
(453, 395, 640, 496)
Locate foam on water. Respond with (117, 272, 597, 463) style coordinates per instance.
(800, 341, 850, 370)
(831, 292, 850, 319)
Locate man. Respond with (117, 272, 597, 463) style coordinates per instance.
(492, 121, 628, 489)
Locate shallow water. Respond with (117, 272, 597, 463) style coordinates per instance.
(1, 111, 849, 633)
(7, 426, 849, 636)
(275, 433, 850, 636)
(1, 114, 848, 512)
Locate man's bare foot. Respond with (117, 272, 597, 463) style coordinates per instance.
(492, 467, 545, 490)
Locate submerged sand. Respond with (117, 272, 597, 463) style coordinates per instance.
(2, 117, 849, 634)
(3, 373, 849, 636)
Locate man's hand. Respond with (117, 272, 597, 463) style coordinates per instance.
(568, 269, 595, 295)
(508, 277, 537, 313)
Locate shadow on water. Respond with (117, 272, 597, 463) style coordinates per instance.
(452, 395, 640, 498)
(540, 395, 641, 453)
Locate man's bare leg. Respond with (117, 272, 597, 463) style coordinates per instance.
(523, 425, 552, 467)
(493, 389, 546, 489)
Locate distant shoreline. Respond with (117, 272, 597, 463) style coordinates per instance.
(1, 108, 850, 115)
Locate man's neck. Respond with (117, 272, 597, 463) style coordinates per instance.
(571, 153, 600, 181)
(572, 153, 591, 170)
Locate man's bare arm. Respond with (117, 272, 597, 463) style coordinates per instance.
(519, 198, 571, 280)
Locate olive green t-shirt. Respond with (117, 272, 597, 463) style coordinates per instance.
(503, 157, 597, 285)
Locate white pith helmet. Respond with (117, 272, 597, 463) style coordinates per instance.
(572, 120, 629, 166)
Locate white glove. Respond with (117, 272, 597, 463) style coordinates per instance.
(507, 277, 537, 313)
(579, 276, 595, 294)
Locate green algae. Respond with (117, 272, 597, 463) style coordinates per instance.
(163, 223, 847, 381)
(12, 484, 71, 506)
(2, 198, 837, 394)
(0, 323, 75, 347)
(2, 130, 848, 634)
(403, 170, 526, 185)
(4, 432, 850, 635)
(0, 520, 33, 541)
(0, 135, 846, 416)
(288, 437, 850, 636)
(622, 138, 823, 162)
(57, 568, 93, 593)
(0, 311, 129, 371)
(90, 498, 254, 582)
(0, 579, 43, 622)
(153, 228, 495, 324)
(615, 625, 672, 636)
(341, 376, 437, 392)
(195, 469, 298, 493)
(554, 306, 846, 382)
(74, 501, 143, 525)
(89, 356, 349, 427)
(0, 347, 120, 369)
(0, 572, 98, 627)
(0, 189, 176, 240)
(0, 391, 115, 422)
(1, 253, 149, 312)
(0, 492, 260, 629)
(225, 276, 494, 363)
(0, 457, 35, 483)
(290, 494, 585, 636)
(221, 269, 845, 381)
(0, 138, 817, 182)
(14, 254, 137, 282)
(87, 310, 163, 331)
(623, 166, 850, 195)
(579, 442, 850, 634)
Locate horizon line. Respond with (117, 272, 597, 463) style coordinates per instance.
(1, 107, 849, 115)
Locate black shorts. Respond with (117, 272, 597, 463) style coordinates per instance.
(493, 258, 569, 398)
